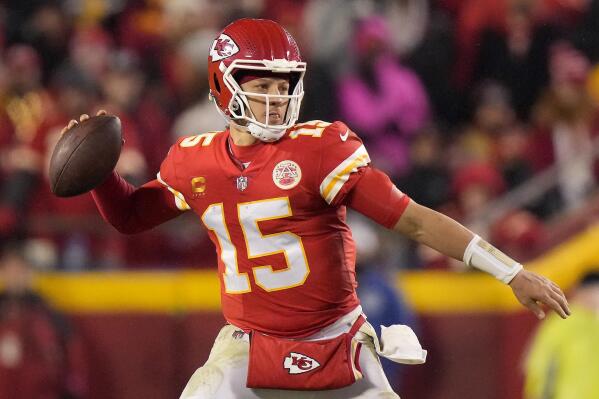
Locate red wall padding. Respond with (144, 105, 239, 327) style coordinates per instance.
(70, 313, 225, 399)
(402, 312, 539, 399)
(67, 312, 539, 399)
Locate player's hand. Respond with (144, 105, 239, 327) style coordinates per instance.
(60, 110, 107, 136)
(509, 269, 570, 319)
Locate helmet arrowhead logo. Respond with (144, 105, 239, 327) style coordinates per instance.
(210, 34, 239, 62)
(283, 352, 320, 374)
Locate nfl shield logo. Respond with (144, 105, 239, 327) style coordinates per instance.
(236, 176, 248, 191)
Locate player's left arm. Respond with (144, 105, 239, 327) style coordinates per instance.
(319, 122, 569, 319)
(345, 167, 570, 320)
(394, 200, 570, 320)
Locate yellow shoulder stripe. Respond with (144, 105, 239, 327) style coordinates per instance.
(320, 145, 370, 203)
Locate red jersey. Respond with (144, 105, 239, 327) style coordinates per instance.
(159, 121, 374, 337)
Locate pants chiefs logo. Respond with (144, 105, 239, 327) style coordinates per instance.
(283, 352, 320, 374)
(209, 34, 240, 61)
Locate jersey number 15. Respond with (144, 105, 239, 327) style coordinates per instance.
(202, 197, 310, 293)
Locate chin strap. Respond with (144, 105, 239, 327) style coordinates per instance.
(246, 122, 287, 142)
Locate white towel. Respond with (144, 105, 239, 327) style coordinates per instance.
(374, 324, 427, 365)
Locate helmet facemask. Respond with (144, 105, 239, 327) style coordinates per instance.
(220, 59, 306, 142)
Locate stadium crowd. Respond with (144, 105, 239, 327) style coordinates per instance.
(0, 0, 598, 271)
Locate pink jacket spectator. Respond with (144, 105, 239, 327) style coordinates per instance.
(337, 16, 430, 176)
(338, 55, 430, 139)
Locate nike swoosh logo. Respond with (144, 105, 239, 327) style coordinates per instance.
(340, 129, 349, 142)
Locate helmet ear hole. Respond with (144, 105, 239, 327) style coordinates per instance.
(213, 74, 221, 94)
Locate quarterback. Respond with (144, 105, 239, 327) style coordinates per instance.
(64, 19, 570, 398)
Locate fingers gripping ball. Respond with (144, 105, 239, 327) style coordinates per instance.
(49, 115, 122, 197)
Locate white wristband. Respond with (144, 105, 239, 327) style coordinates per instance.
(463, 235, 523, 284)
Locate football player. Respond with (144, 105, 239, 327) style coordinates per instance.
(64, 18, 570, 399)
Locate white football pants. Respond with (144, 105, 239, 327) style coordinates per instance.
(179, 308, 400, 399)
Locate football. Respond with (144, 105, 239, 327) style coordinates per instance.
(49, 115, 122, 197)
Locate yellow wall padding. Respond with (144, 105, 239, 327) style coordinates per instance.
(32, 224, 599, 314)
(399, 224, 599, 313)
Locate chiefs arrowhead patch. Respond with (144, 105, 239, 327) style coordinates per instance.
(273, 160, 302, 190)
(209, 34, 239, 62)
(283, 352, 321, 374)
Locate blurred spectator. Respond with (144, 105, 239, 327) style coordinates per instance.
(303, 0, 428, 63)
(2, 2, 70, 79)
(451, 161, 507, 245)
(454, 81, 517, 169)
(473, 1, 559, 119)
(0, 45, 52, 150)
(63, 0, 126, 27)
(453, 162, 506, 220)
(163, 0, 222, 41)
(568, 0, 599, 62)
(490, 210, 546, 261)
(22, 3, 71, 81)
(221, 0, 265, 23)
(116, 0, 165, 65)
(302, 0, 430, 123)
(442, 0, 508, 89)
(101, 47, 173, 173)
(537, 0, 593, 27)
(23, 64, 103, 270)
(1, 61, 146, 270)
(0, 45, 54, 240)
(530, 42, 598, 210)
(171, 32, 226, 139)
(162, 37, 207, 109)
(35, 63, 150, 270)
(69, 27, 113, 81)
(445, 0, 588, 99)
(404, 7, 460, 125)
(524, 270, 599, 399)
(99, 51, 147, 185)
(101, 50, 144, 114)
(171, 92, 225, 139)
(399, 127, 451, 209)
(0, 242, 88, 399)
(338, 16, 430, 178)
(260, 0, 307, 48)
(495, 123, 535, 190)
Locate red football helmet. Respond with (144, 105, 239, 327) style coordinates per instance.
(208, 18, 306, 142)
